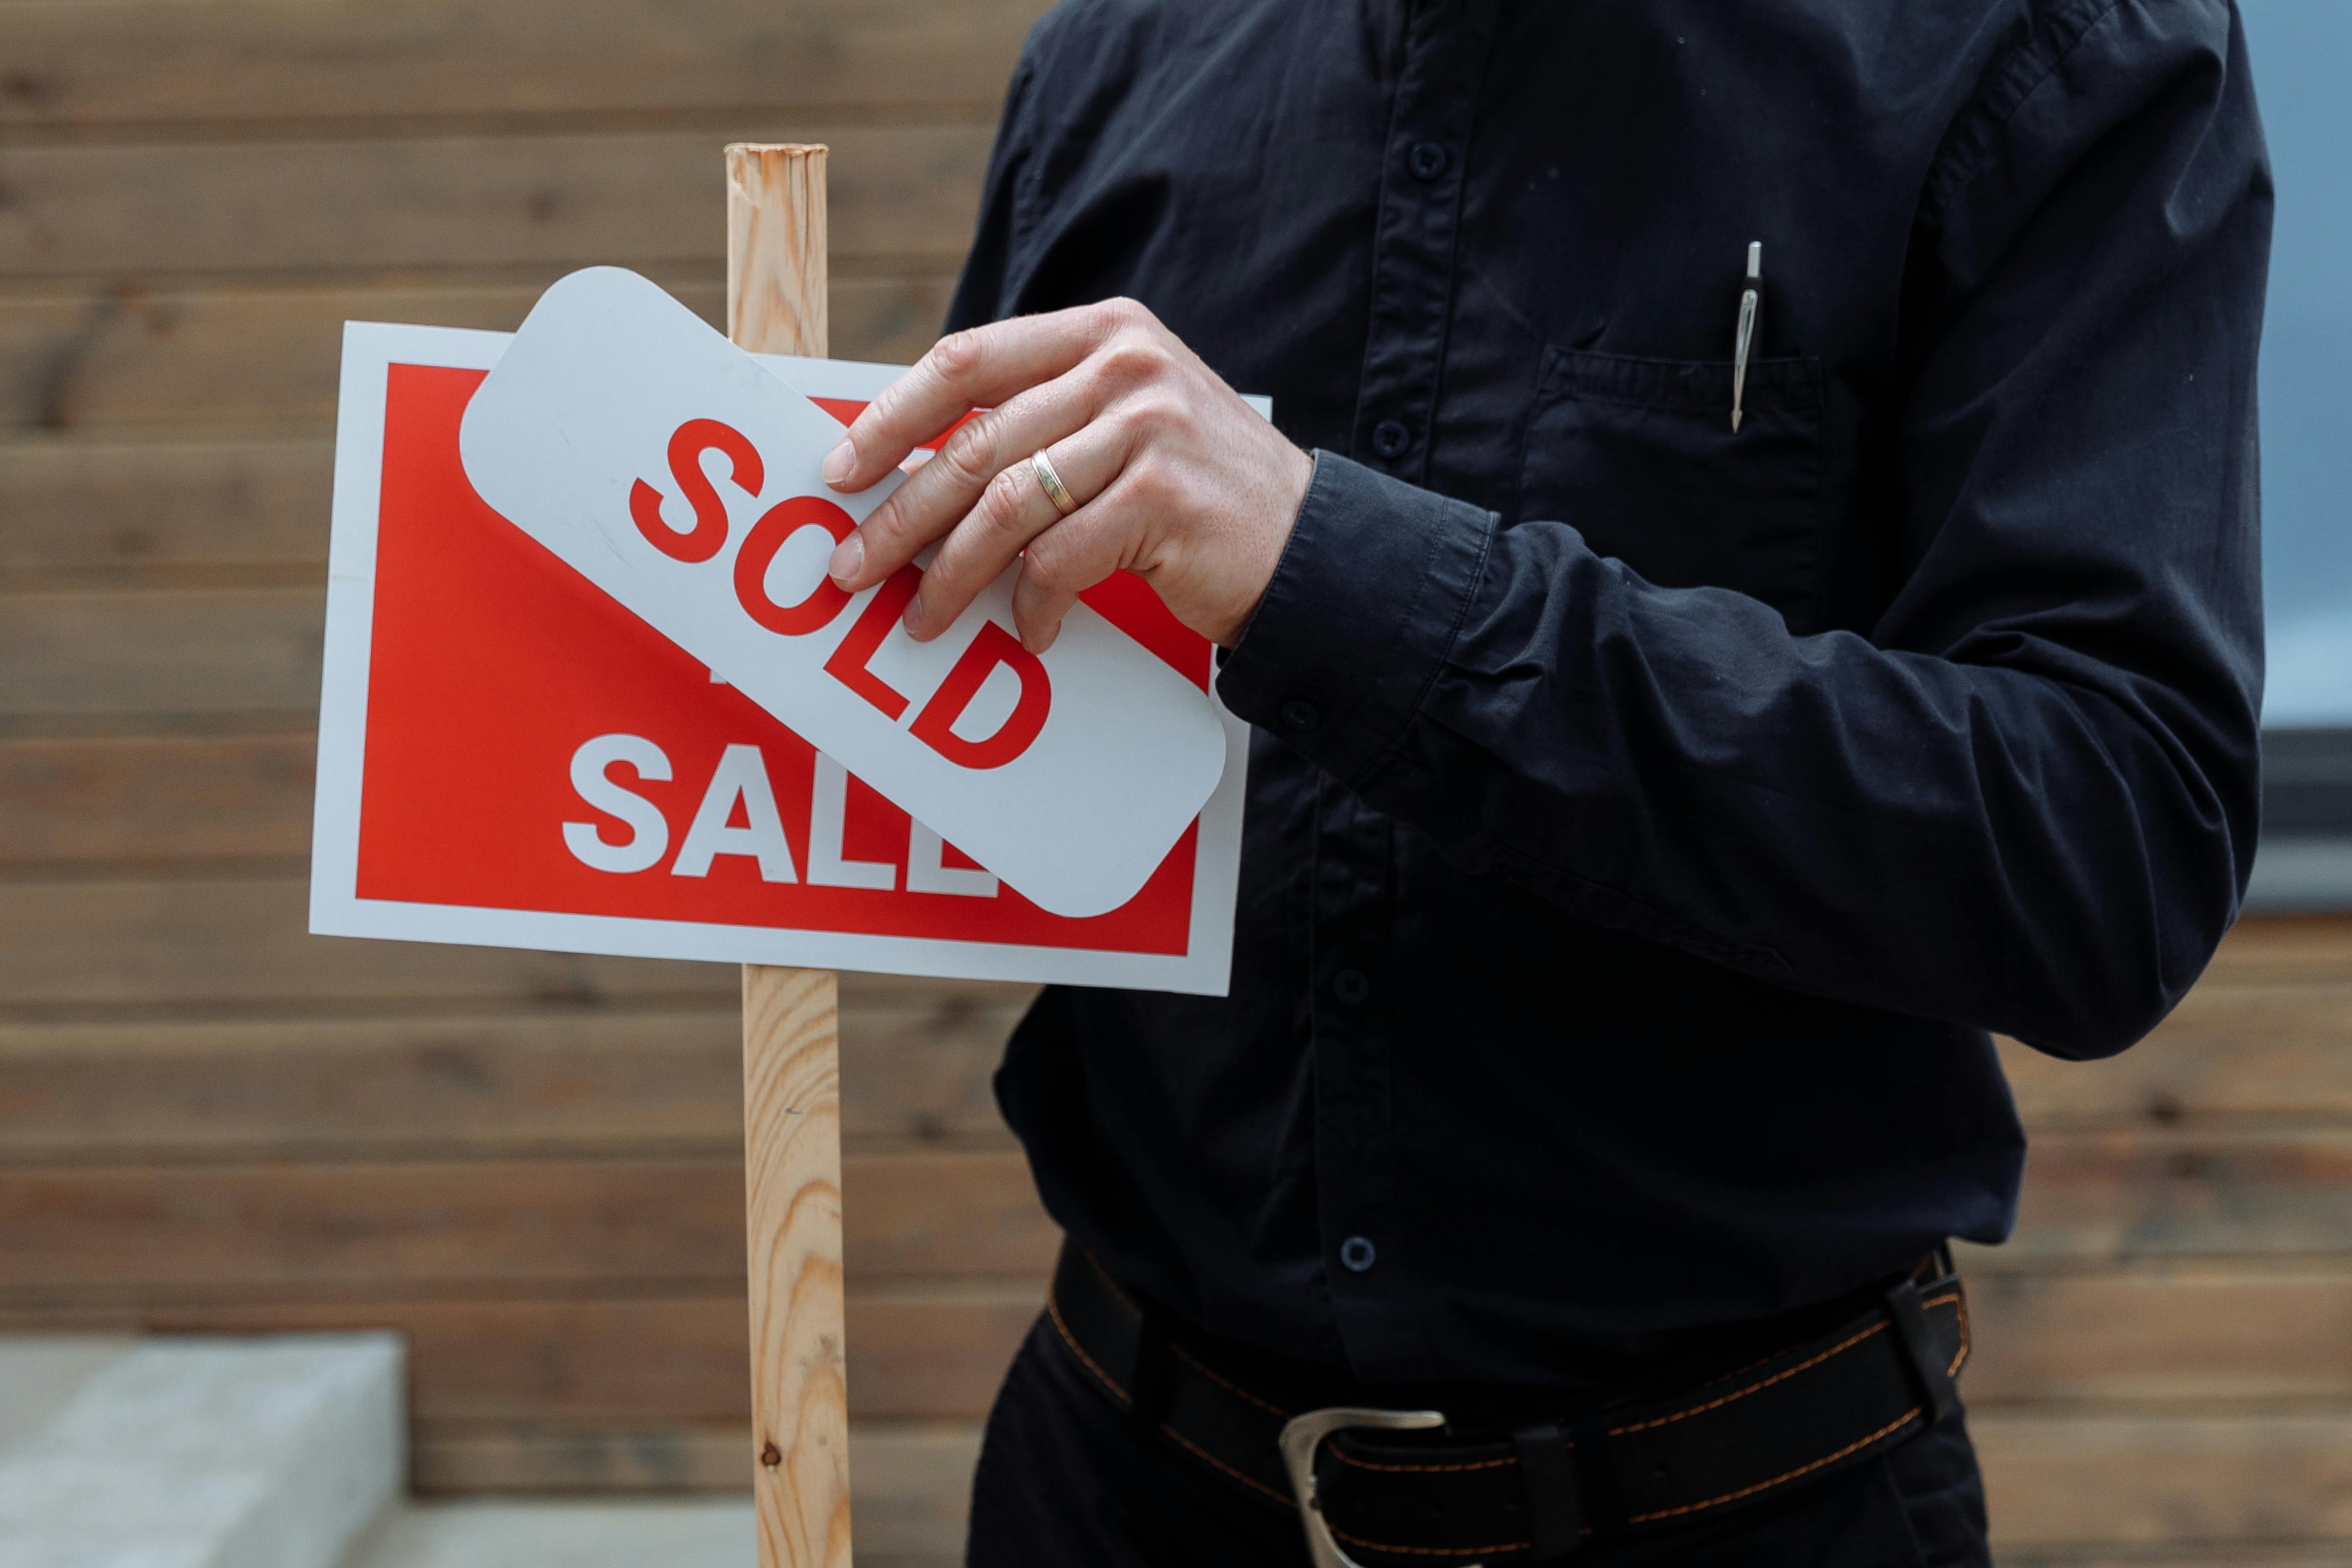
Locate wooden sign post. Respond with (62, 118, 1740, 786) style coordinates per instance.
(727, 143, 853, 1568)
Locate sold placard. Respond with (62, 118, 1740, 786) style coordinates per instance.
(311, 307, 1249, 993)
(461, 269, 1227, 919)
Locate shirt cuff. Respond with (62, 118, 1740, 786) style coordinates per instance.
(1217, 451, 1497, 785)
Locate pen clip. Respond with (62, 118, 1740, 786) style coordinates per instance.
(1732, 240, 1760, 433)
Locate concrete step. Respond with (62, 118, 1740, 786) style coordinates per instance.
(0, 1334, 403, 1568)
(340, 1500, 756, 1568)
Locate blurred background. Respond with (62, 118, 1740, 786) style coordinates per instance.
(0, 1, 2345, 1565)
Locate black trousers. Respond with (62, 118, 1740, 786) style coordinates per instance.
(968, 1315, 1993, 1568)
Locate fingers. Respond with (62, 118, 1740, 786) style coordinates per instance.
(823, 303, 1127, 492)
(829, 367, 1101, 593)
(906, 418, 1135, 642)
(1007, 465, 1177, 653)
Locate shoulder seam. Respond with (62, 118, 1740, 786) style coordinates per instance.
(1923, 0, 2131, 220)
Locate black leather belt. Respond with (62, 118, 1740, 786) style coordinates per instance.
(1045, 1242, 1969, 1567)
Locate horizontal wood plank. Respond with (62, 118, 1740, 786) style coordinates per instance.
(0, 587, 321, 719)
(0, 274, 952, 436)
(412, 1418, 751, 1494)
(0, 437, 329, 580)
(0, 126, 990, 280)
(1, 0, 1043, 128)
(409, 1418, 981, 1546)
(2004, 1130, 2352, 1262)
(2001, 983, 2352, 1129)
(0, 873, 735, 1013)
(0, 1149, 1050, 1300)
(24, 1285, 1040, 1424)
(0, 871, 1029, 1013)
(844, 1150, 1058, 1278)
(1963, 1265, 2352, 1404)
(0, 998, 1028, 1159)
(1975, 1410, 2352, 1548)
(2197, 914, 2352, 988)
(0, 733, 316, 862)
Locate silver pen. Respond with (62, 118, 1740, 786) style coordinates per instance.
(1732, 241, 1760, 432)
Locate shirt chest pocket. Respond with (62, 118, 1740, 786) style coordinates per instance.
(1515, 346, 1829, 634)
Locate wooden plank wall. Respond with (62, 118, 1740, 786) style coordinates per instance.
(0, 4, 1050, 1562)
(0, 4, 2345, 1564)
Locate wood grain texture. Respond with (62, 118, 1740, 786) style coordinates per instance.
(0, 996, 1029, 1158)
(0, 1011, 746, 1161)
(0, 587, 323, 717)
(0, 274, 954, 438)
(0, 872, 1026, 1013)
(2197, 914, 2352, 987)
(0, 733, 317, 862)
(1974, 1410, 2352, 1547)
(0, 1285, 1035, 1425)
(0, 437, 330, 581)
(2001, 1129, 2352, 1262)
(0, 1148, 1046, 1300)
(1963, 1265, 2352, 1404)
(743, 964, 853, 1568)
(727, 143, 852, 1568)
(0, 1159, 749, 1299)
(0, 874, 736, 1012)
(2000, 983, 2352, 1127)
(409, 1418, 981, 1558)
(0, 127, 987, 280)
(0, 0, 1047, 128)
(729, 146, 830, 362)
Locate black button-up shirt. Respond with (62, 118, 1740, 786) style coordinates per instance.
(947, 0, 2271, 1387)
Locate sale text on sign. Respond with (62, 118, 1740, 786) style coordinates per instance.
(311, 283, 1248, 992)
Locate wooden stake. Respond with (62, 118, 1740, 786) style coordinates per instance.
(727, 143, 852, 1568)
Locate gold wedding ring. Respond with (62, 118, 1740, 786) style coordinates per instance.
(1030, 448, 1079, 518)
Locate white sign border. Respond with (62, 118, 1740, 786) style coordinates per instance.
(311, 320, 1249, 996)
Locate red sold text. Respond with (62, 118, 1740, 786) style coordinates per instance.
(633, 418, 1050, 769)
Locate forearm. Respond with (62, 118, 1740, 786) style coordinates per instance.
(1219, 453, 2250, 1058)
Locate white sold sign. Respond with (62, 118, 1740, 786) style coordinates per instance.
(458, 267, 1228, 920)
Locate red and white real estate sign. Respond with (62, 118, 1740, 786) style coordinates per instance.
(311, 284, 1249, 993)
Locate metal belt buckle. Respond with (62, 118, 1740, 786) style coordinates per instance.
(1278, 1405, 1450, 1568)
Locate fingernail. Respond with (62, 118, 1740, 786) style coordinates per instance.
(826, 531, 864, 583)
(822, 438, 856, 486)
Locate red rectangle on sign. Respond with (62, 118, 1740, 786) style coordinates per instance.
(310, 324, 1246, 993)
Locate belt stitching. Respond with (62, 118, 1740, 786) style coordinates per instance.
(1328, 1297, 1960, 1552)
(1330, 1524, 1532, 1559)
(1048, 1287, 1297, 1511)
(1334, 1450, 1520, 1473)
(1622, 1405, 1922, 1525)
(1169, 1342, 1293, 1419)
(1159, 1421, 1296, 1508)
(1055, 1265, 1964, 1544)
(1608, 1289, 1961, 1437)
(1084, 1248, 1140, 1310)
(1686, 1264, 1955, 1395)
(1609, 1300, 1919, 1437)
(1045, 1286, 1132, 1406)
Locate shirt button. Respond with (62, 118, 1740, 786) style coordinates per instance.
(1340, 1235, 1378, 1273)
(1280, 698, 1320, 732)
(1408, 141, 1449, 181)
(1371, 419, 1413, 460)
(1333, 968, 1371, 1005)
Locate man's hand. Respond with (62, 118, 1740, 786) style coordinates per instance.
(819, 298, 1312, 653)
